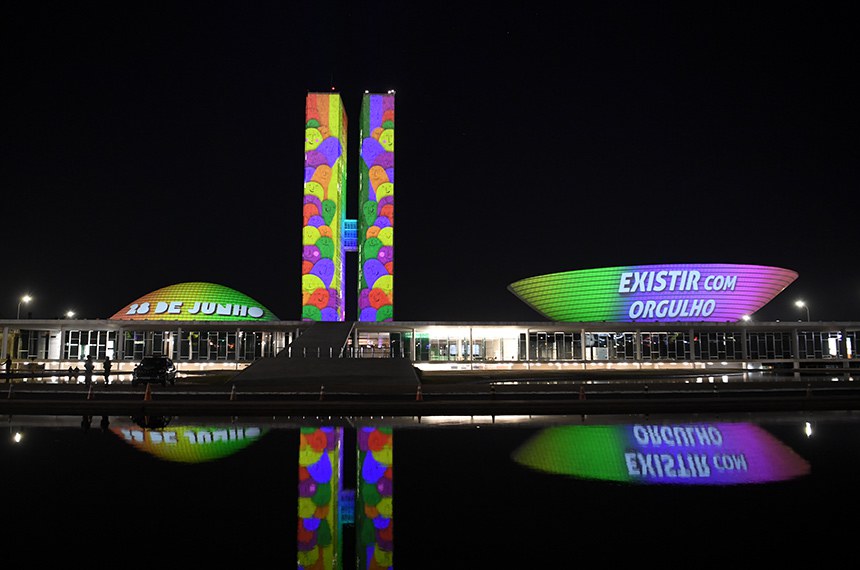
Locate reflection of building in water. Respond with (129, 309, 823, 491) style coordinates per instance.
(111, 419, 265, 463)
(298, 426, 393, 570)
(512, 423, 810, 485)
(110, 418, 394, 569)
(299, 426, 345, 569)
(357, 427, 393, 569)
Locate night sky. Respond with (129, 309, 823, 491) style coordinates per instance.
(3, 2, 858, 323)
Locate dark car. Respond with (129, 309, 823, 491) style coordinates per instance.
(132, 356, 177, 386)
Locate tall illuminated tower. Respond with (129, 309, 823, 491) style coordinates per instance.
(302, 91, 394, 322)
(357, 92, 395, 322)
(303, 92, 348, 321)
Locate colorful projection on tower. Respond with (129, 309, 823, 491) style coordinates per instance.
(357, 93, 394, 322)
(357, 426, 393, 569)
(512, 422, 810, 485)
(298, 426, 344, 569)
(303, 93, 348, 321)
(110, 282, 279, 322)
(507, 263, 798, 322)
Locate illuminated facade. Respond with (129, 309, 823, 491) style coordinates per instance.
(304, 91, 394, 323)
(358, 93, 395, 323)
(508, 264, 798, 323)
(303, 93, 349, 322)
(110, 282, 279, 322)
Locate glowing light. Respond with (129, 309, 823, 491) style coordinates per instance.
(795, 300, 810, 321)
(17, 294, 32, 319)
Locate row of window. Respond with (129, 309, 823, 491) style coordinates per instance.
(400, 330, 857, 362)
(18, 330, 285, 362)
(12, 327, 858, 363)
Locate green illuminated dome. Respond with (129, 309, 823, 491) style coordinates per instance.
(110, 282, 279, 322)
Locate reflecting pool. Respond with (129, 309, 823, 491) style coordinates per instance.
(4, 410, 858, 567)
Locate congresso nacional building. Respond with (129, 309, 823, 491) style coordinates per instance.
(1, 92, 857, 379)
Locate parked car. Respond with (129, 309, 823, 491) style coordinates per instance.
(132, 356, 177, 386)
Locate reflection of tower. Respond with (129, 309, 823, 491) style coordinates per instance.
(298, 426, 393, 570)
(356, 426, 394, 568)
(303, 92, 395, 322)
(299, 426, 345, 568)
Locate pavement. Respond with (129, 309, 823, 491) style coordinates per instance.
(2, 367, 860, 418)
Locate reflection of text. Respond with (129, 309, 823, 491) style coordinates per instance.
(121, 427, 262, 444)
(633, 424, 723, 447)
(624, 452, 750, 479)
(626, 424, 750, 480)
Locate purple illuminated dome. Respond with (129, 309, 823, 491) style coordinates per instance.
(508, 264, 798, 322)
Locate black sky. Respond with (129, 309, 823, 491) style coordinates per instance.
(3, 2, 858, 323)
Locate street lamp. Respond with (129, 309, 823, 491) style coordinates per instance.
(741, 314, 751, 322)
(66, 310, 75, 319)
(795, 300, 810, 322)
(16, 295, 32, 319)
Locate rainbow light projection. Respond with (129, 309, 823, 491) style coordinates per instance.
(357, 426, 393, 569)
(299, 426, 344, 569)
(512, 422, 810, 485)
(110, 282, 279, 322)
(508, 264, 798, 322)
(357, 93, 395, 322)
(112, 424, 265, 462)
(304, 93, 348, 322)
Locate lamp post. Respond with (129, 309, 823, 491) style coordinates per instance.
(795, 300, 810, 322)
(16, 295, 32, 319)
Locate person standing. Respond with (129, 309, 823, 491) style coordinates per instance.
(84, 355, 94, 386)
(4, 355, 11, 383)
(103, 356, 112, 384)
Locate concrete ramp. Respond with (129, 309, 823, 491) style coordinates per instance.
(280, 321, 354, 358)
(228, 322, 420, 393)
(228, 356, 420, 393)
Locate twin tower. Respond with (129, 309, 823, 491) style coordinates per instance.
(302, 91, 395, 322)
